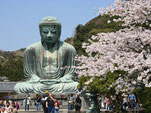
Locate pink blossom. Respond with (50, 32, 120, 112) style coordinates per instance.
(76, 0, 151, 94)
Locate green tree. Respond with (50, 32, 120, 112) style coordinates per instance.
(2, 56, 24, 81)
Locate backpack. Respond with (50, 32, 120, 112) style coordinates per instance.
(129, 94, 135, 101)
(16, 102, 19, 110)
(41, 97, 47, 108)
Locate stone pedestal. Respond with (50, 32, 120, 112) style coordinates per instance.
(86, 92, 100, 113)
(80, 92, 90, 110)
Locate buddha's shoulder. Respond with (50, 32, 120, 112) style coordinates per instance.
(61, 41, 76, 51)
(25, 42, 41, 51)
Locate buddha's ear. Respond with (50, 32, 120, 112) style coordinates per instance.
(39, 26, 43, 37)
(58, 25, 61, 40)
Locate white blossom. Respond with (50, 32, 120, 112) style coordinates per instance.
(77, 0, 151, 94)
(107, 20, 111, 23)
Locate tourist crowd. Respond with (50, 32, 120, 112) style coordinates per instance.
(0, 91, 82, 113)
(0, 96, 19, 113)
(24, 91, 82, 113)
(98, 93, 139, 113)
(67, 94, 82, 112)
(0, 91, 141, 113)
(40, 91, 82, 113)
(24, 91, 61, 113)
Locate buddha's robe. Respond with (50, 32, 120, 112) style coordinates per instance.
(14, 41, 78, 94)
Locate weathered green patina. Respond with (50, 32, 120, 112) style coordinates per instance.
(14, 16, 78, 94)
(86, 92, 100, 113)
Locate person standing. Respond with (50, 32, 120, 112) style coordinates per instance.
(46, 93, 55, 113)
(97, 96, 102, 109)
(3, 96, 12, 106)
(110, 96, 115, 111)
(122, 97, 127, 113)
(69, 94, 75, 110)
(24, 92, 30, 111)
(54, 99, 60, 113)
(36, 94, 41, 111)
(134, 93, 139, 113)
(41, 91, 49, 113)
(12, 102, 18, 113)
(0, 99, 5, 113)
(67, 95, 71, 110)
(74, 95, 82, 112)
(128, 94, 136, 113)
(105, 96, 110, 111)
(5, 102, 11, 113)
(14, 101, 19, 110)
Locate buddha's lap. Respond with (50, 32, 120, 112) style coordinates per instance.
(14, 81, 78, 93)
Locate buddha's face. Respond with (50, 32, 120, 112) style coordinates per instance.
(40, 25, 61, 44)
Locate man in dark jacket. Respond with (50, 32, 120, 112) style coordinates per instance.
(46, 92, 55, 113)
(75, 95, 82, 112)
(41, 91, 49, 113)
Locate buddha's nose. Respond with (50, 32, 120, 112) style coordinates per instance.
(47, 31, 53, 38)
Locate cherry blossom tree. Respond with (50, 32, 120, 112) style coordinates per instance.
(77, 0, 151, 94)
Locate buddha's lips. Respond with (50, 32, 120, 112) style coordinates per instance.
(47, 38, 54, 41)
(46, 39, 54, 42)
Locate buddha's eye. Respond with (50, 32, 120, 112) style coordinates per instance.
(42, 30, 49, 34)
(51, 30, 56, 33)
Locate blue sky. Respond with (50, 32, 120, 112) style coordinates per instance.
(0, 0, 114, 51)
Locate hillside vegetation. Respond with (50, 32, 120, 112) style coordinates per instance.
(1, 14, 122, 81)
(0, 49, 24, 81)
(65, 15, 124, 55)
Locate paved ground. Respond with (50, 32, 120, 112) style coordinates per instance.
(18, 108, 143, 113)
(18, 109, 69, 113)
(18, 109, 84, 113)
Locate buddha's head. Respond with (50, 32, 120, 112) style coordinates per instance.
(39, 16, 61, 45)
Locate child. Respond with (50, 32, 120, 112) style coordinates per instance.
(5, 102, 11, 113)
(8, 108, 13, 113)
(0, 99, 5, 113)
(122, 98, 127, 112)
(12, 102, 18, 113)
(54, 99, 60, 113)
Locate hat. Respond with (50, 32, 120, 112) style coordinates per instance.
(5, 96, 9, 99)
(45, 91, 48, 94)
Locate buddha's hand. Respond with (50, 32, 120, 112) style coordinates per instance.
(39, 79, 60, 84)
(27, 75, 41, 83)
(58, 75, 73, 83)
